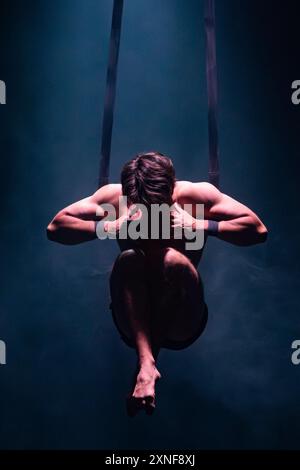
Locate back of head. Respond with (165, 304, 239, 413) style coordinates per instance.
(121, 151, 176, 207)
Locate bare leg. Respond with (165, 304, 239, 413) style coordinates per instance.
(110, 248, 206, 415)
(148, 248, 206, 349)
(110, 250, 161, 416)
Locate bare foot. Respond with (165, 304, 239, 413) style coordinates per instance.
(127, 363, 161, 417)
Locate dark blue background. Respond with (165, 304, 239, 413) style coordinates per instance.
(0, 0, 299, 449)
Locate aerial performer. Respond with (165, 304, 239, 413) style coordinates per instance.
(47, 151, 268, 415)
(46, 0, 268, 416)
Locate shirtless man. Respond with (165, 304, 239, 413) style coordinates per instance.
(47, 152, 268, 416)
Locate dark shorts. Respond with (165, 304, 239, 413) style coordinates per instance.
(109, 301, 208, 351)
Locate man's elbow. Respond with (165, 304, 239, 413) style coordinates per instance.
(46, 221, 59, 242)
(242, 222, 268, 246)
(46, 214, 79, 245)
(46, 212, 65, 242)
(256, 223, 268, 244)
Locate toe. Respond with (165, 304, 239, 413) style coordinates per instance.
(145, 396, 156, 415)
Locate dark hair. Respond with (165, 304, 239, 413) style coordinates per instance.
(121, 151, 176, 207)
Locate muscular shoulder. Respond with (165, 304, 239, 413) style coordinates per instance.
(92, 183, 122, 206)
(175, 181, 221, 205)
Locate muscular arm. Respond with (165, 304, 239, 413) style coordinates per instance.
(47, 184, 122, 245)
(180, 182, 268, 246)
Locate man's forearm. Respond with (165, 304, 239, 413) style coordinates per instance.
(196, 216, 268, 246)
(47, 214, 97, 245)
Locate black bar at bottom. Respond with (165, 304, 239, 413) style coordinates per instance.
(0, 450, 299, 466)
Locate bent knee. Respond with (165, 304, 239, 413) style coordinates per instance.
(163, 248, 198, 283)
(113, 249, 146, 277)
(163, 248, 194, 270)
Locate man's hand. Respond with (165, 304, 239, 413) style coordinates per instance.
(171, 203, 206, 231)
(171, 203, 195, 229)
(103, 204, 144, 235)
(104, 213, 129, 234)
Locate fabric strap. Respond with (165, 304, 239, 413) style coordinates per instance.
(99, 1, 220, 189)
(204, 0, 220, 189)
(99, 0, 124, 187)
